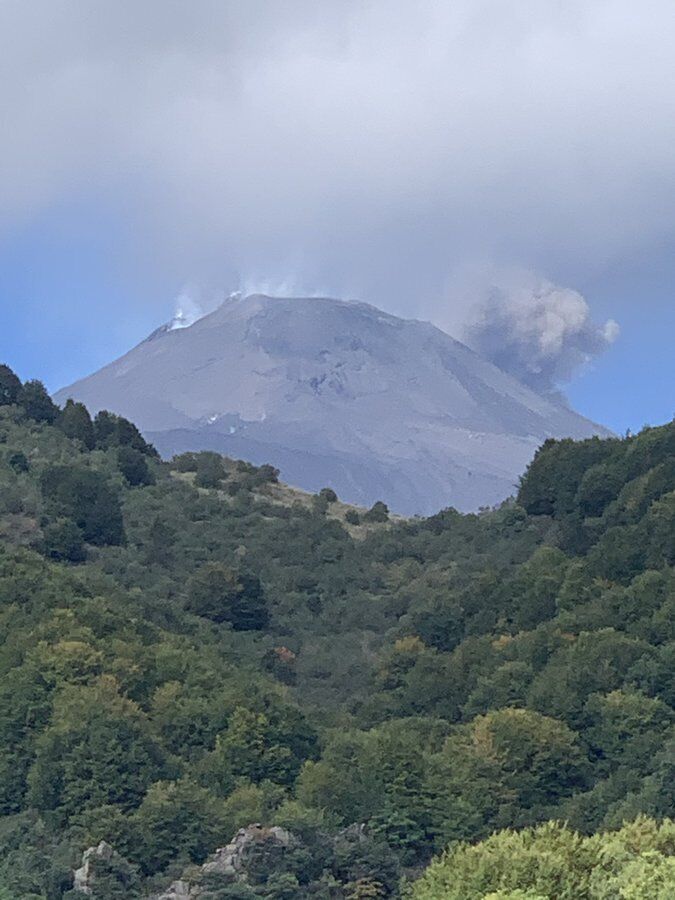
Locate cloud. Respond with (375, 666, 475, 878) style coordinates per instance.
(1, 1, 674, 345)
(463, 271, 619, 392)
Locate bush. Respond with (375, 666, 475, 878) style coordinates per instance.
(8, 451, 29, 473)
(194, 452, 227, 489)
(312, 493, 329, 515)
(117, 447, 155, 487)
(257, 464, 280, 484)
(40, 464, 125, 546)
(186, 563, 269, 630)
(42, 518, 87, 562)
(0, 364, 22, 406)
(57, 399, 95, 449)
(93, 411, 158, 457)
(171, 452, 200, 472)
(20, 380, 58, 424)
(344, 510, 361, 525)
(363, 501, 389, 523)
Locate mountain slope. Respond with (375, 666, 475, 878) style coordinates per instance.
(55, 294, 610, 514)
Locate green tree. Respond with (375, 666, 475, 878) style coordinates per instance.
(584, 690, 674, 776)
(117, 446, 155, 487)
(427, 708, 588, 845)
(364, 501, 389, 523)
(411, 817, 675, 900)
(129, 778, 230, 875)
(194, 452, 227, 488)
(186, 563, 268, 629)
(143, 516, 176, 566)
(0, 363, 22, 406)
(42, 518, 87, 562)
(20, 379, 59, 424)
(8, 450, 29, 472)
(40, 464, 125, 545)
(203, 706, 317, 793)
(27, 677, 165, 823)
(57, 399, 95, 449)
(93, 410, 157, 457)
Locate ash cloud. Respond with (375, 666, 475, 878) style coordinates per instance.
(464, 273, 619, 393)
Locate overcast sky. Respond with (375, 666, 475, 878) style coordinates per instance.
(1, 1, 674, 430)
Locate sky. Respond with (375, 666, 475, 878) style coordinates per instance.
(0, 0, 674, 433)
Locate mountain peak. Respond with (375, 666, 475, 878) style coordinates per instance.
(55, 295, 610, 514)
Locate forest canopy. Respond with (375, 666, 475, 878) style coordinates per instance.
(0, 363, 672, 898)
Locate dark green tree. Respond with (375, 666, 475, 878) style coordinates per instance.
(8, 451, 29, 472)
(42, 518, 87, 562)
(40, 464, 125, 545)
(0, 363, 22, 406)
(186, 563, 268, 629)
(57, 399, 95, 449)
(93, 410, 158, 457)
(143, 516, 176, 566)
(117, 446, 155, 487)
(364, 501, 389, 523)
(27, 677, 165, 823)
(194, 452, 227, 489)
(19, 380, 58, 424)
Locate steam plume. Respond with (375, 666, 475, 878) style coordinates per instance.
(464, 272, 619, 394)
(170, 287, 204, 331)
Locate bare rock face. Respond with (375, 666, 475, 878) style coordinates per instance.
(55, 294, 611, 515)
(73, 841, 114, 894)
(152, 824, 296, 898)
(152, 880, 192, 899)
(72, 840, 139, 895)
(202, 823, 294, 878)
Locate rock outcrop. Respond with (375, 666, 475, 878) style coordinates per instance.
(73, 840, 139, 895)
(153, 824, 295, 899)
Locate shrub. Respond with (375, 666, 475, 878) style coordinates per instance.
(42, 518, 87, 563)
(57, 399, 95, 449)
(20, 380, 58, 424)
(194, 452, 227, 489)
(186, 563, 269, 630)
(0, 364, 22, 406)
(363, 501, 389, 523)
(40, 465, 125, 546)
(8, 451, 29, 473)
(117, 447, 155, 487)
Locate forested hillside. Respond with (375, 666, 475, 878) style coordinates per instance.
(0, 362, 673, 898)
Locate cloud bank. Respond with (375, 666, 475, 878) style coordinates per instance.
(3, 1, 675, 384)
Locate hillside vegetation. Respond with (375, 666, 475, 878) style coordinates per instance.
(0, 363, 673, 898)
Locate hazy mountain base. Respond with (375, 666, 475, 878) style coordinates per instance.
(0, 363, 673, 897)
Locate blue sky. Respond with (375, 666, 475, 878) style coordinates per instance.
(1, 1, 674, 436)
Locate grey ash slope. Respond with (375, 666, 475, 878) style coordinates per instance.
(55, 294, 611, 515)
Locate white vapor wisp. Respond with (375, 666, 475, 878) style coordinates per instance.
(169, 287, 205, 331)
